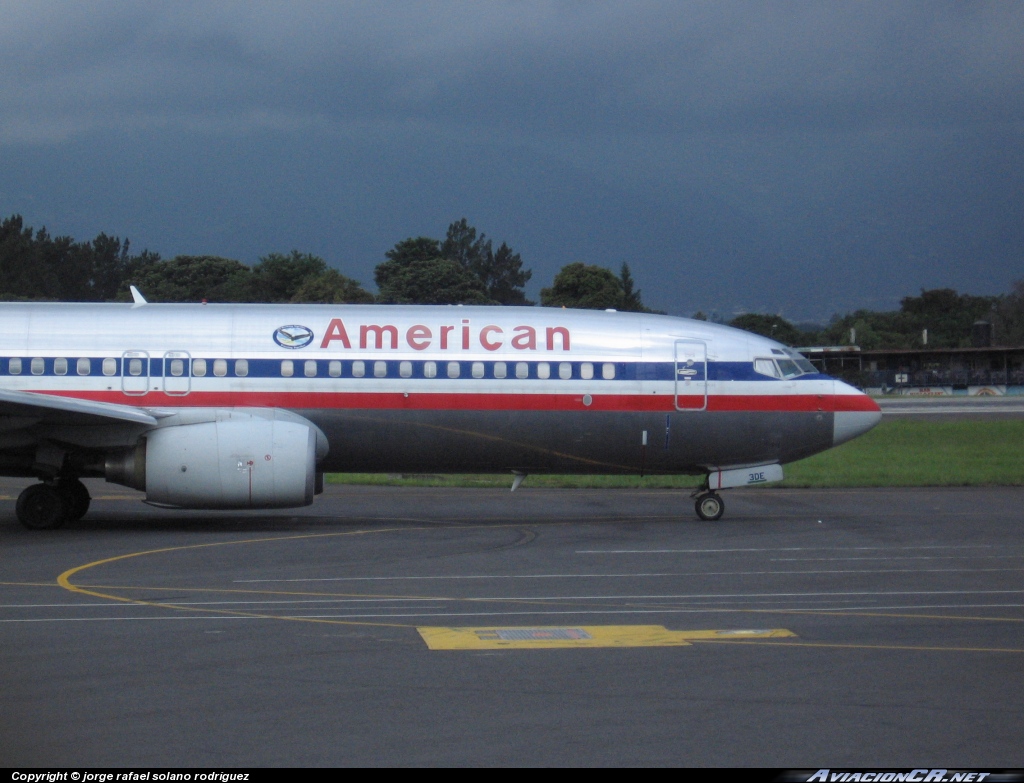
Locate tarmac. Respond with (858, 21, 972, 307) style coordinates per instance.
(2, 480, 1022, 766)
(877, 395, 1024, 419)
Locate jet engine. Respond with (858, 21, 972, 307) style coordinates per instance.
(106, 418, 318, 509)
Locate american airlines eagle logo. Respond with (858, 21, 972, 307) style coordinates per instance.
(273, 325, 315, 349)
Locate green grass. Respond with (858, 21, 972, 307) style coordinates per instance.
(325, 419, 1024, 489)
(779, 419, 1024, 487)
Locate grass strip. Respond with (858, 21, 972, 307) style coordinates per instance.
(325, 419, 1024, 489)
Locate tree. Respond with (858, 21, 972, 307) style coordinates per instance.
(441, 219, 533, 305)
(0, 214, 158, 302)
(819, 288, 999, 349)
(291, 269, 374, 304)
(375, 234, 487, 304)
(250, 251, 329, 303)
(728, 314, 803, 346)
(375, 254, 490, 305)
(479, 242, 533, 305)
(385, 237, 443, 267)
(440, 218, 489, 277)
(993, 279, 1024, 345)
(897, 288, 996, 348)
(539, 262, 654, 311)
(540, 263, 625, 310)
(618, 263, 653, 312)
(376, 232, 508, 304)
(131, 256, 252, 302)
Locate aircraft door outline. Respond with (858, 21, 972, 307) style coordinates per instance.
(674, 340, 707, 411)
(162, 350, 191, 396)
(121, 350, 150, 396)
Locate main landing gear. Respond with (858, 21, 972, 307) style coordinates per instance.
(15, 479, 91, 530)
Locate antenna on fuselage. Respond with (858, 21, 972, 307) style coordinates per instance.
(129, 286, 148, 307)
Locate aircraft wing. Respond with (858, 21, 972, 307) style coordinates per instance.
(0, 389, 160, 427)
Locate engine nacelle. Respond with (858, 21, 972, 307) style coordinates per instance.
(108, 419, 317, 509)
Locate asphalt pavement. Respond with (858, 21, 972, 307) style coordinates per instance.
(2, 480, 1022, 766)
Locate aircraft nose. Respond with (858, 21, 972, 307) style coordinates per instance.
(832, 381, 882, 446)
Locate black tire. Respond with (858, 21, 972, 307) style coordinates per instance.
(58, 479, 91, 522)
(694, 492, 724, 521)
(16, 484, 68, 530)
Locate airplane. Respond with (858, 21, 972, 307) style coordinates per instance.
(0, 293, 881, 529)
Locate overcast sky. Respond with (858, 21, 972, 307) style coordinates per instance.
(2, 1, 1021, 320)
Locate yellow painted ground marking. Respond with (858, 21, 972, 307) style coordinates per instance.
(417, 625, 795, 649)
(56, 527, 432, 629)
(49, 522, 1023, 645)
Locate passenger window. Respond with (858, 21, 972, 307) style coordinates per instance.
(754, 358, 781, 379)
(580, 362, 594, 380)
(213, 359, 228, 377)
(9, 358, 21, 375)
(103, 358, 117, 376)
(424, 361, 437, 379)
(77, 357, 91, 376)
(169, 359, 184, 377)
(602, 363, 615, 380)
(400, 361, 412, 378)
(54, 358, 68, 376)
(235, 359, 248, 377)
(305, 360, 317, 377)
(329, 361, 341, 378)
(281, 360, 294, 378)
(352, 361, 365, 378)
(494, 362, 507, 379)
(472, 362, 484, 379)
(128, 358, 143, 376)
(515, 362, 529, 379)
(558, 362, 572, 380)
(537, 362, 550, 380)
(447, 362, 460, 379)
(31, 357, 45, 375)
(374, 361, 387, 378)
(192, 358, 207, 377)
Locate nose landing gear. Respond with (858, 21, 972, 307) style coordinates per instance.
(693, 491, 725, 521)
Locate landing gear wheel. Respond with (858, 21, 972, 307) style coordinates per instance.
(16, 484, 68, 530)
(57, 479, 91, 522)
(694, 492, 724, 521)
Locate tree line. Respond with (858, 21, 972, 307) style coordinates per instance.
(2, 213, 1021, 347)
(0, 214, 652, 312)
(726, 285, 1024, 349)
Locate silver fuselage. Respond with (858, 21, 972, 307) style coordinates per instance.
(0, 303, 880, 476)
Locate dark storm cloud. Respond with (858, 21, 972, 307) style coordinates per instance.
(1, 2, 1022, 318)
(4, 3, 1020, 135)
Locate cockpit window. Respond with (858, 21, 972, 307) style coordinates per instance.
(784, 348, 818, 375)
(753, 358, 781, 378)
(776, 359, 802, 379)
(755, 351, 817, 379)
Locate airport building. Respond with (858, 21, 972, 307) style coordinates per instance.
(799, 344, 1024, 396)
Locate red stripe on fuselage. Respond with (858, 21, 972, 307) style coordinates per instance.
(34, 389, 879, 413)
